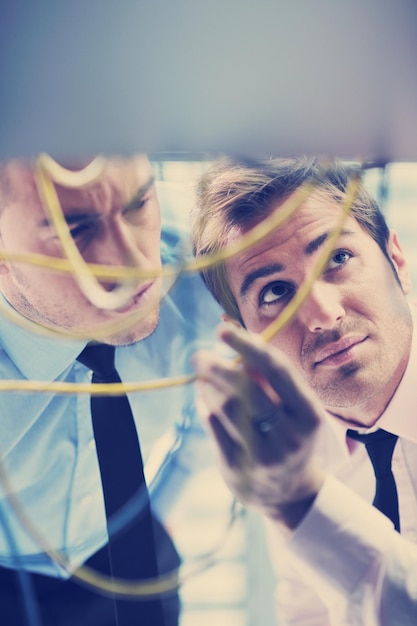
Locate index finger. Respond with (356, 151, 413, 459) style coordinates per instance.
(218, 324, 324, 430)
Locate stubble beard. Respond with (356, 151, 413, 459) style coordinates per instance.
(307, 361, 366, 409)
(103, 310, 160, 346)
(6, 275, 161, 346)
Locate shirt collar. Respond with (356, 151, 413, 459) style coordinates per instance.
(0, 294, 86, 381)
(317, 409, 353, 464)
(325, 305, 417, 447)
(0, 227, 181, 383)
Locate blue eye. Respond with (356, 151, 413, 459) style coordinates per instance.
(327, 250, 352, 270)
(259, 282, 294, 306)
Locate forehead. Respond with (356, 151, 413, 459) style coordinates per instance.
(1, 155, 153, 218)
(226, 192, 366, 271)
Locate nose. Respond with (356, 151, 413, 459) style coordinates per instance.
(105, 219, 140, 265)
(298, 281, 345, 332)
(91, 219, 143, 291)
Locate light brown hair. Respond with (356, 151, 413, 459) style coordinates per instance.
(191, 156, 393, 324)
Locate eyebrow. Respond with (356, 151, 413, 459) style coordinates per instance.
(240, 263, 284, 298)
(123, 175, 155, 213)
(38, 175, 155, 227)
(239, 229, 355, 298)
(304, 229, 354, 255)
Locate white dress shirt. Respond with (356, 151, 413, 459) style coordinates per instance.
(266, 308, 417, 625)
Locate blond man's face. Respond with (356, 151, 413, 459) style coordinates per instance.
(225, 194, 412, 424)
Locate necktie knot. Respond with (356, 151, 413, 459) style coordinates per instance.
(77, 343, 118, 382)
(347, 428, 398, 477)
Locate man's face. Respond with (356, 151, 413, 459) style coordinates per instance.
(225, 193, 413, 426)
(0, 155, 162, 345)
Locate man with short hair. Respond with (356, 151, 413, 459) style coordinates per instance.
(0, 155, 221, 625)
(192, 156, 417, 625)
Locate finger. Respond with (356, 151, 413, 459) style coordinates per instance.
(218, 325, 323, 432)
(195, 376, 242, 441)
(194, 344, 312, 465)
(207, 413, 245, 470)
(197, 373, 288, 465)
(194, 350, 273, 431)
(194, 347, 300, 458)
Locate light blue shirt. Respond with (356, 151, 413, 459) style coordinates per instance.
(0, 224, 222, 578)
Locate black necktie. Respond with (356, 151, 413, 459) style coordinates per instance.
(77, 343, 167, 625)
(347, 428, 400, 532)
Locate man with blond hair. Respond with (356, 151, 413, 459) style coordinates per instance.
(192, 155, 417, 625)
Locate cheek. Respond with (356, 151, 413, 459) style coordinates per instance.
(270, 327, 302, 362)
(241, 305, 303, 360)
(14, 262, 89, 305)
(147, 237, 163, 262)
(133, 224, 162, 261)
(350, 270, 398, 317)
(140, 204, 161, 236)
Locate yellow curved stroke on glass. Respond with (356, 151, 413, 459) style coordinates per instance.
(36, 154, 142, 311)
(0, 155, 362, 597)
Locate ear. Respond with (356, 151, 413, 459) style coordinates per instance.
(387, 230, 412, 295)
(221, 312, 243, 328)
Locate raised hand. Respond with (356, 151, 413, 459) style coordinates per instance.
(193, 324, 326, 529)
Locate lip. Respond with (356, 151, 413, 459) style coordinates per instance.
(115, 281, 154, 313)
(314, 335, 367, 366)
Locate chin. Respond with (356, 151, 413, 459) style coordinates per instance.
(104, 312, 160, 346)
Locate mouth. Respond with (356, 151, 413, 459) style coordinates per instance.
(314, 336, 367, 367)
(114, 281, 155, 314)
